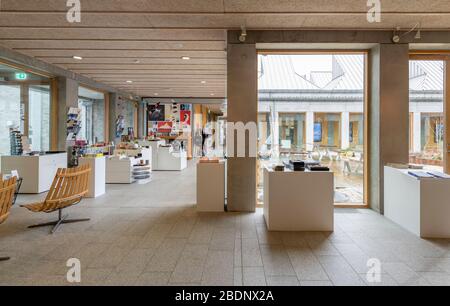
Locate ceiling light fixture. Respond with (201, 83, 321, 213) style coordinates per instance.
(239, 25, 247, 43)
(134, 59, 140, 64)
(126, 80, 133, 83)
(392, 23, 422, 43)
(154, 93, 159, 96)
(73, 55, 83, 60)
(181, 56, 191, 60)
(201, 81, 206, 84)
(210, 93, 215, 96)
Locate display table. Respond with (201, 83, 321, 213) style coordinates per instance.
(0, 152, 67, 194)
(79, 156, 106, 198)
(263, 167, 334, 231)
(106, 156, 135, 184)
(156, 146, 187, 171)
(197, 161, 225, 212)
(384, 166, 450, 238)
(138, 139, 165, 170)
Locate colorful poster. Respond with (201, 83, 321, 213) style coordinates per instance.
(148, 103, 165, 122)
(180, 110, 191, 127)
(157, 121, 173, 133)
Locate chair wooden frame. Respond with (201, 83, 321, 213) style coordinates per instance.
(21, 165, 91, 234)
(0, 176, 17, 261)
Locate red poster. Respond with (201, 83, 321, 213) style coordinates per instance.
(157, 121, 173, 133)
(180, 110, 191, 127)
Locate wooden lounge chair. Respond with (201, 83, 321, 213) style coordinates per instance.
(21, 165, 91, 234)
(0, 176, 17, 261)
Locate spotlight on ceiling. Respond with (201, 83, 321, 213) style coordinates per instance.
(415, 28, 421, 40)
(73, 55, 83, 60)
(239, 25, 247, 43)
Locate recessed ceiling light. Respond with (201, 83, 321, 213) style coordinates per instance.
(201, 81, 206, 84)
(210, 93, 215, 96)
(154, 93, 159, 96)
(73, 56, 83, 60)
(126, 80, 133, 83)
(181, 56, 191, 60)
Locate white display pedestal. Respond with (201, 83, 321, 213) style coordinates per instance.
(79, 156, 106, 198)
(0, 152, 67, 194)
(157, 146, 187, 171)
(384, 166, 450, 238)
(263, 167, 334, 231)
(106, 157, 134, 184)
(197, 161, 225, 212)
(138, 139, 165, 170)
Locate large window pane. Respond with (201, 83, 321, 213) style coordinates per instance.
(409, 60, 444, 170)
(0, 85, 21, 155)
(29, 85, 50, 152)
(78, 87, 105, 144)
(257, 54, 365, 204)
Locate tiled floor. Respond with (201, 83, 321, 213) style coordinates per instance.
(1, 161, 450, 286)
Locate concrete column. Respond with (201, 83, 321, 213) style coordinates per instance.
(413, 112, 421, 153)
(56, 77, 79, 151)
(369, 44, 410, 213)
(137, 102, 145, 139)
(306, 111, 314, 151)
(226, 43, 257, 212)
(341, 112, 350, 150)
(108, 93, 119, 143)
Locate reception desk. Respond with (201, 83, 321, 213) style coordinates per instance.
(384, 166, 450, 238)
(0, 152, 67, 194)
(263, 167, 334, 231)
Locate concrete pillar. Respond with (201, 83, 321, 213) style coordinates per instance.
(108, 93, 119, 143)
(306, 111, 314, 151)
(369, 44, 410, 213)
(137, 102, 145, 139)
(413, 112, 421, 153)
(341, 112, 350, 150)
(227, 43, 257, 212)
(56, 77, 79, 151)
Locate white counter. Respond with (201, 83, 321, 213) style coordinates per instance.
(384, 166, 450, 238)
(197, 161, 225, 212)
(79, 156, 106, 198)
(263, 168, 334, 231)
(0, 152, 67, 194)
(156, 146, 187, 171)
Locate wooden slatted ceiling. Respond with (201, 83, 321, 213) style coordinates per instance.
(0, 0, 449, 98)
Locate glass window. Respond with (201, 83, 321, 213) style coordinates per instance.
(29, 85, 50, 152)
(279, 113, 306, 152)
(78, 87, 105, 144)
(409, 60, 444, 170)
(0, 63, 51, 155)
(258, 54, 366, 204)
(0, 85, 21, 155)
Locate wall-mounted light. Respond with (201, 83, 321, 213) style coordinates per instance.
(239, 25, 247, 43)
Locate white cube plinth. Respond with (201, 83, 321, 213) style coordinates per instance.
(79, 156, 106, 198)
(263, 168, 334, 231)
(384, 166, 450, 238)
(197, 162, 225, 212)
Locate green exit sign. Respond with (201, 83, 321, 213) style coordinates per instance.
(15, 73, 27, 80)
